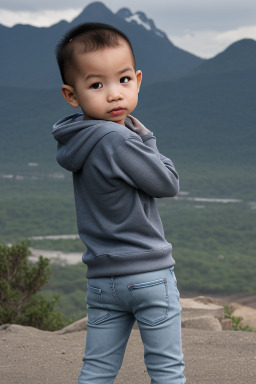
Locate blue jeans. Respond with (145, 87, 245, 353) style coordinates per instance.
(78, 267, 186, 383)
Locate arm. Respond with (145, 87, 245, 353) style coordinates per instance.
(111, 130, 179, 198)
(127, 115, 177, 166)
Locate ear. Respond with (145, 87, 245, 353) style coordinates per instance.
(61, 85, 79, 108)
(135, 70, 142, 93)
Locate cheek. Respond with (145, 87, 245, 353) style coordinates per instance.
(91, 94, 103, 106)
(82, 93, 98, 107)
(129, 90, 138, 105)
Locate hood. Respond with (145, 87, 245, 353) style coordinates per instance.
(52, 113, 117, 172)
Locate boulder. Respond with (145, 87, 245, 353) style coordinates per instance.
(0, 324, 48, 334)
(230, 303, 256, 330)
(56, 317, 88, 334)
(181, 297, 224, 320)
(180, 296, 232, 330)
(181, 315, 222, 331)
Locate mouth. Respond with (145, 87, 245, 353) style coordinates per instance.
(109, 107, 126, 116)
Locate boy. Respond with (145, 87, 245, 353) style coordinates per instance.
(53, 22, 186, 383)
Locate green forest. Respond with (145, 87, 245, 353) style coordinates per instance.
(1, 171, 255, 322)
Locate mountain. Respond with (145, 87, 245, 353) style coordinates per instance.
(0, 2, 203, 89)
(190, 38, 256, 76)
(1, 38, 255, 201)
(1, 3, 255, 200)
(137, 38, 256, 170)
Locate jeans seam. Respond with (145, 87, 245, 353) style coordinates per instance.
(113, 322, 134, 377)
(87, 284, 112, 325)
(110, 277, 123, 305)
(169, 268, 180, 301)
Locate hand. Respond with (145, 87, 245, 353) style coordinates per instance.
(127, 115, 151, 136)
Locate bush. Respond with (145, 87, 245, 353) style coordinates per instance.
(0, 241, 65, 330)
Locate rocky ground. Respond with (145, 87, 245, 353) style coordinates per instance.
(1, 296, 256, 384)
(0, 325, 256, 384)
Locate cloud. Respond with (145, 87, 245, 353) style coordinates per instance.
(216, 25, 256, 44)
(0, 0, 85, 12)
(169, 25, 256, 58)
(0, 8, 81, 27)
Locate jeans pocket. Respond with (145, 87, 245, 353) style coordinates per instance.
(86, 284, 111, 325)
(128, 279, 168, 326)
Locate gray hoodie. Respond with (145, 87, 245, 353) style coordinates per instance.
(52, 113, 179, 278)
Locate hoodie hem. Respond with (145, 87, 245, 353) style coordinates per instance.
(84, 246, 175, 278)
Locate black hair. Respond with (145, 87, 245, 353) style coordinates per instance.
(56, 22, 135, 85)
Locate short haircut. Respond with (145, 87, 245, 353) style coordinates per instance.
(56, 22, 136, 85)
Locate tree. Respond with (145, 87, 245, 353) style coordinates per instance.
(0, 242, 65, 330)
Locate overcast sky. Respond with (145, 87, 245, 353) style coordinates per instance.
(1, 0, 256, 58)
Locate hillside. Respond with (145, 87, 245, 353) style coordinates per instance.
(0, 2, 202, 89)
(1, 1, 254, 186)
(191, 38, 256, 75)
(136, 39, 256, 195)
(1, 38, 255, 197)
(0, 86, 72, 173)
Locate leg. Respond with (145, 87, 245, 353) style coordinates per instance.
(129, 268, 186, 383)
(78, 279, 135, 384)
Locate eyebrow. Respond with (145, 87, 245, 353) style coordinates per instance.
(119, 67, 134, 74)
(85, 67, 134, 81)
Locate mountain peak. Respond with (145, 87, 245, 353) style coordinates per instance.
(82, 1, 109, 13)
(191, 38, 256, 76)
(0, 1, 202, 89)
(223, 38, 256, 58)
(72, 2, 114, 25)
(116, 8, 133, 19)
(116, 8, 167, 38)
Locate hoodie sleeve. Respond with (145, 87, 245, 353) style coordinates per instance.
(111, 133, 179, 198)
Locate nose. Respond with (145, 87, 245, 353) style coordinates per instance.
(107, 86, 123, 102)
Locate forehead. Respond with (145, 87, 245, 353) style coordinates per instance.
(74, 40, 135, 76)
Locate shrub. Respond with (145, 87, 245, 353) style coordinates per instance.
(0, 241, 65, 330)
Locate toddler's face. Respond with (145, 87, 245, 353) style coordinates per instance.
(62, 40, 142, 126)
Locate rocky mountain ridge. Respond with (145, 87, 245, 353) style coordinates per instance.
(0, 1, 203, 89)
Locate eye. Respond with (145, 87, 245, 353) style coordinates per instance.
(91, 82, 103, 89)
(120, 76, 130, 84)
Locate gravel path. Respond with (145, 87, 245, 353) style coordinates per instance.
(1, 326, 256, 383)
